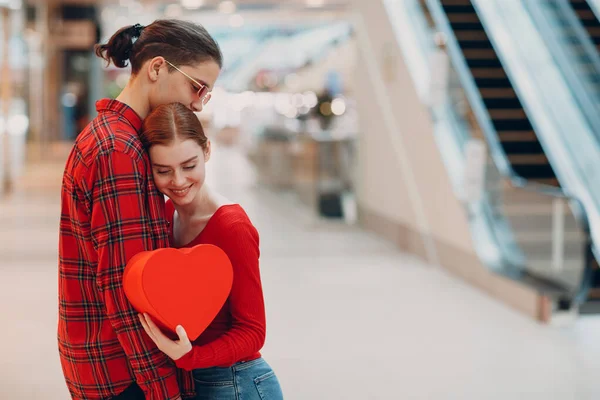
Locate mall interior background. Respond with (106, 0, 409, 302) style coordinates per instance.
(4, 0, 600, 398)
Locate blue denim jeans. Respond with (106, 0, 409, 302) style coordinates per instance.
(192, 357, 284, 400)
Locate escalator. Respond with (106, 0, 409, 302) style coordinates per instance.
(440, 0, 559, 187)
(416, 0, 597, 312)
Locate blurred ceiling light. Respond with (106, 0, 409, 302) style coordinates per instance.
(181, 0, 204, 9)
(320, 102, 332, 116)
(331, 98, 346, 115)
(284, 73, 300, 91)
(306, 0, 325, 8)
(274, 94, 292, 115)
(8, 0, 22, 10)
(218, 1, 237, 14)
(257, 93, 274, 109)
(231, 95, 246, 111)
(241, 91, 256, 105)
(292, 93, 304, 108)
(298, 106, 311, 115)
(264, 73, 279, 88)
(7, 114, 29, 136)
(229, 14, 244, 28)
(303, 91, 318, 108)
(285, 108, 299, 119)
(62, 93, 77, 108)
(165, 3, 183, 17)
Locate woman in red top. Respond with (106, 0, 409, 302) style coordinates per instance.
(138, 103, 284, 400)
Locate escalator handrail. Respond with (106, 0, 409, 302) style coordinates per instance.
(523, 0, 600, 145)
(587, 0, 600, 21)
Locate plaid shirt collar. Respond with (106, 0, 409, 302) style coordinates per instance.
(96, 99, 143, 131)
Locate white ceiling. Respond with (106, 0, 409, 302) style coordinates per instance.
(97, 0, 349, 36)
(26, 0, 348, 8)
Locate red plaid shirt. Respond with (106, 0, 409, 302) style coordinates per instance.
(58, 99, 194, 399)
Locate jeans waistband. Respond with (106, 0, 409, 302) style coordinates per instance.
(192, 357, 265, 381)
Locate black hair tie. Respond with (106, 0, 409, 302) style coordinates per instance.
(124, 24, 144, 60)
(130, 23, 145, 38)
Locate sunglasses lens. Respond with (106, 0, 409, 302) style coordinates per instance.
(201, 91, 211, 105)
(198, 86, 208, 99)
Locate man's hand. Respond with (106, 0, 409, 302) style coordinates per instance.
(139, 313, 192, 361)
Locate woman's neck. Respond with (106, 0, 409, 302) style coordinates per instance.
(116, 78, 150, 120)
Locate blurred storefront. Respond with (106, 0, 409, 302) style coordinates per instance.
(1, 0, 100, 194)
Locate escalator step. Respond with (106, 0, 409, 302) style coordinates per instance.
(454, 30, 488, 41)
(457, 40, 493, 49)
(500, 140, 545, 154)
(507, 154, 548, 165)
(488, 109, 527, 119)
(440, 0, 472, 5)
(445, 12, 480, 23)
(465, 58, 503, 68)
(470, 68, 506, 78)
(479, 88, 516, 98)
(493, 119, 533, 131)
(584, 27, 600, 36)
(483, 98, 522, 109)
(462, 48, 496, 59)
(442, 4, 476, 13)
(474, 78, 512, 88)
(533, 178, 560, 186)
(497, 131, 538, 141)
(449, 22, 485, 30)
(512, 164, 556, 178)
(574, 10, 596, 21)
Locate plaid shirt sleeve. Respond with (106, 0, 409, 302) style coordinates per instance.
(91, 150, 181, 400)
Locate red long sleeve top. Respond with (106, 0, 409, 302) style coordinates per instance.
(165, 201, 267, 371)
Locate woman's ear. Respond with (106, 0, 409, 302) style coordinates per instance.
(204, 140, 212, 163)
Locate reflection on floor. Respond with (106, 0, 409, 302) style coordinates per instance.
(1, 143, 600, 399)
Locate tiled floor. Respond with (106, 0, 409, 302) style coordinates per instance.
(2, 143, 600, 399)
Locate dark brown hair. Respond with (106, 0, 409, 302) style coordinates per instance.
(94, 19, 223, 74)
(140, 103, 208, 151)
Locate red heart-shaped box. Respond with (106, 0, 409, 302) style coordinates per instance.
(123, 244, 233, 341)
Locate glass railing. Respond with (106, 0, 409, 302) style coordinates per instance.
(481, 142, 591, 298)
(470, 0, 600, 258)
(523, 0, 600, 141)
(444, 45, 592, 297)
(382, 0, 501, 268)
(383, 0, 594, 306)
